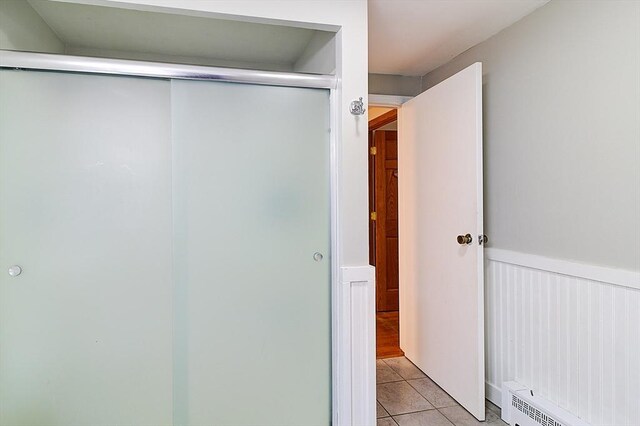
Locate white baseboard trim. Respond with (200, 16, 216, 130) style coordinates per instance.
(485, 382, 502, 408)
(485, 248, 640, 290)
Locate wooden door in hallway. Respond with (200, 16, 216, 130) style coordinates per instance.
(370, 129, 399, 312)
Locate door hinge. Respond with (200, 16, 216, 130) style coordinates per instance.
(370, 146, 377, 155)
(370, 211, 377, 221)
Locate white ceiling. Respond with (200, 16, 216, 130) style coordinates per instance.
(369, 0, 549, 76)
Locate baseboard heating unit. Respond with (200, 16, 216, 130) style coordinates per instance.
(501, 382, 590, 426)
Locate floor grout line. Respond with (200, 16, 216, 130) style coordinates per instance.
(377, 356, 507, 426)
(385, 406, 439, 417)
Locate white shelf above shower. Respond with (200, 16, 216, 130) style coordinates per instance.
(1, 0, 337, 75)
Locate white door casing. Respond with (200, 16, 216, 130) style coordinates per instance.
(398, 63, 485, 420)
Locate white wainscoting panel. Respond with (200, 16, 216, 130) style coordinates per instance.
(485, 249, 640, 426)
(339, 265, 376, 426)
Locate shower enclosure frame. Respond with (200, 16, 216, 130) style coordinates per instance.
(0, 49, 347, 424)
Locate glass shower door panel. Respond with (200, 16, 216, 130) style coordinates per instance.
(0, 71, 173, 426)
(172, 80, 331, 425)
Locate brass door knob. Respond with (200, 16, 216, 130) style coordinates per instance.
(457, 234, 473, 245)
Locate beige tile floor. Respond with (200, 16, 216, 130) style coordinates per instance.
(377, 357, 508, 426)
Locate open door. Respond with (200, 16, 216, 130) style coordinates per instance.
(398, 63, 485, 420)
(372, 129, 399, 312)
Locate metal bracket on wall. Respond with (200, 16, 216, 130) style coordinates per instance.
(349, 97, 366, 115)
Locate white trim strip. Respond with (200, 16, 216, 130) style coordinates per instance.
(340, 265, 374, 283)
(485, 382, 502, 408)
(485, 248, 640, 290)
(328, 88, 344, 426)
(0, 50, 337, 89)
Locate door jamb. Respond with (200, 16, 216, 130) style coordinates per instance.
(365, 97, 409, 422)
(369, 109, 397, 131)
(368, 108, 398, 312)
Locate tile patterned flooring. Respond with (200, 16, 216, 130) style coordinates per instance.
(376, 357, 508, 426)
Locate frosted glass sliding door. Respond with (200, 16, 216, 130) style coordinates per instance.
(171, 80, 331, 425)
(0, 70, 173, 425)
(0, 70, 331, 426)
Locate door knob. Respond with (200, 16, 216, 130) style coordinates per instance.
(457, 234, 473, 245)
(8, 265, 22, 276)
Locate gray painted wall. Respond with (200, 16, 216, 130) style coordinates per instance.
(369, 73, 421, 96)
(0, 0, 63, 53)
(422, 0, 640, 271)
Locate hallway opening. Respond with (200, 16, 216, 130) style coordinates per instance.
(369, 107, 403, 360)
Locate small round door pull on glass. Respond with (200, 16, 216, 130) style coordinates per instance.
(313, 252, 324, 262)
(8, 265, 22, 277)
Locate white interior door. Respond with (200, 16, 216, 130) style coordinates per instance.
(398, 62, 485, 420)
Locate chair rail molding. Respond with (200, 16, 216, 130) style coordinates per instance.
(486, 248, 640, 290)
